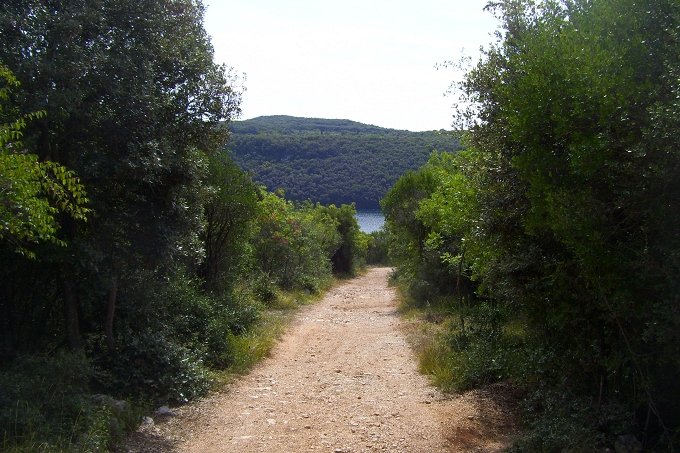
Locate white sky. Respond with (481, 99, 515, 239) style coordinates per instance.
(203, 1, 499, 131)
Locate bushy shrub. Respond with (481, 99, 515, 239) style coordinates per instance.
(0, 351, 118, 451)
(252, 273, 280, 304)
(253, 191, 340, 290)
(91, 268, 263, 402)
(366, 229, 389, 265)
(509, 389, 634, 452)
(417, 301, 521, 392)
(101, 329, 210, 403)
(320, 204, 366, 275)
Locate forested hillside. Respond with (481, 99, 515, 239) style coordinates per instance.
(229, 116, 461, 208)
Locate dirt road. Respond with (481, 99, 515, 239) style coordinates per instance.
(122, 267, 516, 452)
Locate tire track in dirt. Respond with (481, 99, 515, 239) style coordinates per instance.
(121, 267, 517, 452)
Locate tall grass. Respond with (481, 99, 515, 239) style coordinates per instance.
(210, 285, 330, 387)
(398, 291, 526, 393)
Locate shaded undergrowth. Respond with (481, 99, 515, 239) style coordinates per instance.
(0, 281, 333, 453)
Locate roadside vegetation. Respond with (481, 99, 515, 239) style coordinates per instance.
(384, 0, 680, 450)
(0, 2, 367, 451)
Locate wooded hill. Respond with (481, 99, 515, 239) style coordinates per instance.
(227, 116, 461, 208)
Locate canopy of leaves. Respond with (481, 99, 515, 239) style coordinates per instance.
(0, 0, 242, 268)
(0, 0, 243, 408)
(0, 64, 89, 256)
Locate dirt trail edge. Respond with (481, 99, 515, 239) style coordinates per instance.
(121, 267, 518, 452)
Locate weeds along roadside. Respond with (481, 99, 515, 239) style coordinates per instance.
(210, 280, 335, 386)
(395, 280, 525, 394)
(391, 268, 650, 451)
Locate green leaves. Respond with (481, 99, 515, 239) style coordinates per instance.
(0, 145, 90, 258)
(200, 151, 259, 291)
(0, 65, 89, 257)
(463, 0, 680, 446)
(385, 0, 680, 447)
(253, 190, 342, 291)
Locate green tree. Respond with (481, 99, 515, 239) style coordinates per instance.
(0, 0, 241, 350)
(320, 203, 366, 275)
(199, 151, 258, 293)
(253, 191, 340, 292)
(453, 0, 680, 447)
(382, 162, 450, 302)
(385, 0, 680, 448)
(0, 64, 89, 257)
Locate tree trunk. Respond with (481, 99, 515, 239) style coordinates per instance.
(62, 273, 82, 350)
(105, 274, 118, 353)
(457, 247, 466, 335)
(0, 286, 16, 361)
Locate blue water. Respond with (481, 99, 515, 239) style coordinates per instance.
(356, 209, 385, 233)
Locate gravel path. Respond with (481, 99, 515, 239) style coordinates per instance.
(121, 267, 517, 452)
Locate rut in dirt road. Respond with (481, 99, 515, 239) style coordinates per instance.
(123, 267, 516, 452)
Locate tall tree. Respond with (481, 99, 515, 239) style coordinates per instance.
(199, 151, 258, 293)
(385, 0, 680, 447)
(454, 0, 680, 446)
(0, 0, 241, 351)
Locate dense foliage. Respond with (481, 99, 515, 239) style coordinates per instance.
(385, 0, 680, 450)
(229, 115, 461, 208)
(0, 2, 367, 451)
(0, 65, 90, 258)
(365, 230, 389, 265)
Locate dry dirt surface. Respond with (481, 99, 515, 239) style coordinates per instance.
(121, 267, 518, 452)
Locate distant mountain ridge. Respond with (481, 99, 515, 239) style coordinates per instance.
(227, 115, 461, 209)
(231, 115, 391, 134)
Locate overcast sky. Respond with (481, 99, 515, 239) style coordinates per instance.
(203, 1, 499, 131)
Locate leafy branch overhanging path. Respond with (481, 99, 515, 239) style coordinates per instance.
(123, 267, 516, 452)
